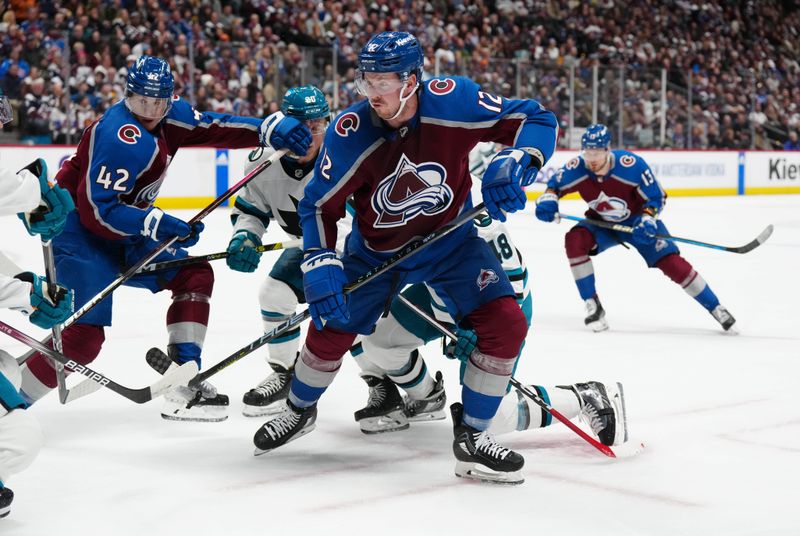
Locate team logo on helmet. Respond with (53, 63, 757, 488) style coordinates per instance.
(428, 79, 456, 95)
(619, 154, 636, 167)
(371, 154, 452, 228)
(476, 269, 499, 291)
(335, 112, 360, 137)
(117, 124, 142, 145)
(587, 192, 630, 222)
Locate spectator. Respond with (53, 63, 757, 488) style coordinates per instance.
(784, 131, 800, 151)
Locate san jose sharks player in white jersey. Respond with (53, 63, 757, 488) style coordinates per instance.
(536, 124, 735, 332)
(224, 85, 334, 417)
(0, 108, 74, 518)
(18, 56, 313, 422)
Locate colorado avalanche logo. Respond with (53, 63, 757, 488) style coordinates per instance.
(335, 113, 359, 137)
(428, 79, 456, 95)
(566, 157, 580, 170)
(371, 154, 453, 228)
(588, 192, 631, 222)
(129, 178, 164, 206)
(476, 269, 499, 291)
(117, 124, 141, 145)
(619, 155, 636, 167)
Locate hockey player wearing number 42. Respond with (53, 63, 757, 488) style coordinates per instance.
(536, 124, 736, 333)
(18, 56, 314, 422)
(250, 31, 615, 485)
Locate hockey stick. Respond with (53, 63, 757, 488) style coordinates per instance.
(17, 149, 287, 366)
(0, 320, 197, 403)
(189, 203, 487, 387)
(395, 293, 644, 459)
(559, 214, 774, 254)
(137, 238, 303, 273)
(41, 241, 71, 403)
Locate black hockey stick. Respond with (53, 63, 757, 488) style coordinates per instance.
(41, 240, 69, 403)
(137, 238, 302, 273)
(560, 214, 773, 254)
(17, 149, 287, 366)
(394, 294, 645, 459)
(0, 320, 197, 403)
(189, 203, 487, 387)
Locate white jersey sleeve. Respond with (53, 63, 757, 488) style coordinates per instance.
(0, 167, 40, 216)
(0, 273, 32, 314)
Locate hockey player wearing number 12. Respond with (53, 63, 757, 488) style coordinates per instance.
(18, 56, 313, 422)
(251, 31, 558, 485)
(535, 124, 735, 332)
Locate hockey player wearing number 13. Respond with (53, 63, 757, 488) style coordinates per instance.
(536, 124, 735, 332)
(18, 56, 313, 422)
(251, 31, 563, 485)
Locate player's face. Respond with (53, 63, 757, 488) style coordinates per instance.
(358, 72, 410, 119)
(126, 93, 171, 129)
(583, 148, 609, 172)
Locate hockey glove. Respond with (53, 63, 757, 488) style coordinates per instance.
(481, 149, 534, 222)
(631, 213, 658, 246)
(535, 192, 560, 223)
(15, 272, 74, 329)
(259, 111, 312, 157)
(17, 159, 75, 242)
(444, 328, 478, 363)
(142, 208, 204, 248)
(226, 231, 262, 272)
(301, 249, 349, 330)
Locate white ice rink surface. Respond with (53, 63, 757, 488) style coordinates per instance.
(1, 195, 799, 536)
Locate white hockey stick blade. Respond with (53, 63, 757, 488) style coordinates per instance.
(609, 438, 646, 459)
(62, 361, 198, 404)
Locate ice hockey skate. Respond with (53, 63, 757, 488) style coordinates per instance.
(354, 375, 409, 434)
(0, 486, 12, 518)
(451, 403, 524, 485)
(242, 363, 293, 417)
(570, 381, 628, 446)
(404, 371, 446, 422)
(253, 400, 317, 455)
(584, 296, 609, 332)
(146, 347, 229, 422)
(710, 305, 737, 332)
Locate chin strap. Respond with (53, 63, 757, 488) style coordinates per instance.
(388, 79, 419, 121)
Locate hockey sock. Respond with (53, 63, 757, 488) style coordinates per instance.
(565, 226, 598, 300)
(656, 254, 721, 311)
(461, 350, 516, 431)
(289, 326, 355, 408)
(165, 264, 213, 368)
(349, 342, 387, 378)
(489, 385, 581, 435)
(260, 276, 300, 368)
(386, 350, 434, 400)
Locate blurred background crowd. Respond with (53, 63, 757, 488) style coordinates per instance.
(0, 0, 798, 150)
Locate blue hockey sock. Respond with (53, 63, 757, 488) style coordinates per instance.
(289, 346, 343, 408)
(576, 274, 597, 300)
(168, 342, 201, 368)
(694, 284, 721, 311)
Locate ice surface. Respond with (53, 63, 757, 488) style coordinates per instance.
(1, 195, 798, 535)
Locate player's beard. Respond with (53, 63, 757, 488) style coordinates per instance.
(370, 98, 400, 120)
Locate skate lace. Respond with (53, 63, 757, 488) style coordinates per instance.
(474, 431, 511, 460)
(266, 409, 301, 440)
(581, 404, 605, 434)
(253, 372, 287, 396)
(197, 381, 217, 399)
(367, 382, 386, 408)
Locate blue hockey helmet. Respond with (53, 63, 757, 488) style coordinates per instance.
(125, 56, 174, 122)
(581, 124, 611, 150)
(357, 32, 423, 82)
(281, 85, 330, 121)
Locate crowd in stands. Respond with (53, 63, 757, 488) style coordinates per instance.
(1, 0, 798, 150)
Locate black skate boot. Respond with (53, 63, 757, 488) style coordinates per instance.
(0, 485, 13, 518)
(242, 363, 293, 417)
(451, 403, 524, 485)
(568, 381, 628, 446)
(354, 375, 409, 434)
(147, 347, 230, 422)
(584, 295, 609, 332)
(710, 305, 736, 332)
(253, 399, 317, 455)
(404, 371, 447, 422)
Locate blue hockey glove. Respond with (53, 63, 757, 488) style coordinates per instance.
(142, 208, 204, 247)
(259, 111, 312, 157)
(535, 192, 559, 222)
(226, 231, 262, 273)
(15, 272, 74, 329)
(631, 213, 658, 246)
(17, 159, 75, 242)
(444, 328, 478, 363)
(301, 249, 349, 330)
(481, 149, 533, 222)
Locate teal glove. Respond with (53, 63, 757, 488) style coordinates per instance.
(226, 231, 262, 272)
(15, 272, 74, 329)
(17, 159, 75, 242)
(444, 328, 478, 363)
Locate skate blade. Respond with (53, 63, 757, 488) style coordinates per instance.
(454, 461, 524, 485)
(161, 401, 229, 422)
(253, 423, 316, 456)
(242, 402, 286, 418)
(0, 506, 10, 518)
(608, 381, 628, 446)
(161, 413, 228, 423)
(406, 410, 446, 423)
(587, 319, 609, 332)
(359, 412, 410, 434)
